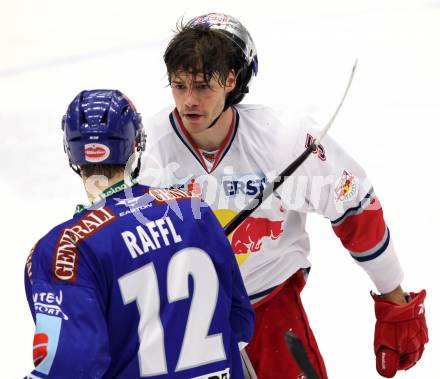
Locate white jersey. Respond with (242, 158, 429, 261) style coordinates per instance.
(139, 104, 403, 299)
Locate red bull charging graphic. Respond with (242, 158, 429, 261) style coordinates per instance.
(214, 209, 284, 265)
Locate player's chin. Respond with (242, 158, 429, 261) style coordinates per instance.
(182, 116, 208, 132)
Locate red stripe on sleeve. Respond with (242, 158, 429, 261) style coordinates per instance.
(332, 202, 386, 254)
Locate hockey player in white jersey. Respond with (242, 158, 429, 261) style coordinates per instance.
(139, 13, 428, 378)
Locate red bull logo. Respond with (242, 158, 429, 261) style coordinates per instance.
(335, 170, 358, 202)
(231, 217, 283, 254)
(214, 209, 284, 265)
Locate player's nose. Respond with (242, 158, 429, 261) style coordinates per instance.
(183, 86, 200, 107)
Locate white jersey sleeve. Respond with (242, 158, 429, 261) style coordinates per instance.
(279, 113, 404, 294)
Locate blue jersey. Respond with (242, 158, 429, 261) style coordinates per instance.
(24, 181, 254, 379)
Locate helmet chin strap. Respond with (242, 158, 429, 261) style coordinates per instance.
(131, 130, 147, 180)
(206, 95, 233, 129)
(130, 152, 143, 180)
(206, 110, 224, 129)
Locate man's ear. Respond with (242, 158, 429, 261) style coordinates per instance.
(225, 71, 237, 94)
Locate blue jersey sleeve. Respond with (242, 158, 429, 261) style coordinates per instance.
(24, 235, 110, 378)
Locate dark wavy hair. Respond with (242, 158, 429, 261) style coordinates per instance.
(80, 164, 124, 178)
(164, 24, 246, 93)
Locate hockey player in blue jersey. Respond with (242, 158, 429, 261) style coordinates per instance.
(24, 89, 254, 379)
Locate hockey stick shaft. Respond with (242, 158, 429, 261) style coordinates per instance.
(224, 60, 358, 237)
(224, 144, 315, 236)
(315, 60, 358, 145)
(284, 331, 320, 379)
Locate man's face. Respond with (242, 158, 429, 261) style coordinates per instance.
(170, 71, 236, 134)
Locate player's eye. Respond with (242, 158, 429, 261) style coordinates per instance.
(172, 83, 186, 90)
(195, 83, 210, 90)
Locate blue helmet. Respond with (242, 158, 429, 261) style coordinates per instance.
(62, 89, 145, 174)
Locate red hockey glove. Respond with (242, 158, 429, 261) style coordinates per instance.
(372, 290, 428, 378)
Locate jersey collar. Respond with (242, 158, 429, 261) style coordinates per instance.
(74, 178, 136, 215)
(169, 107, 239, 174)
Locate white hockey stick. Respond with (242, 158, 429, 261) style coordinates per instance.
(315, 59, 358, 145)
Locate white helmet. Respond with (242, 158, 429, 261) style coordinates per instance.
(187, 13, 258, 105)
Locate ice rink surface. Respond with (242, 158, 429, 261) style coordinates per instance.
(1, 0, 439, 377)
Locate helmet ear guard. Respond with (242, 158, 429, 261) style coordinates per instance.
(226, 54, 258, 108)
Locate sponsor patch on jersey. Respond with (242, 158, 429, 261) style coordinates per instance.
(191, 367, 230, 379)
(34, 313, 62, 375)
(148, 188, 198, 203)
(115, 195, 154, 217)
(115, 196, 146, 208)
(115, 195, 152, 209)
(223, 174, 267, 197)
(305, 133, 326, 161)
(335, 170, 358, 202)
(33, 290, 69, 320)
(26, 242, 38, 283)
(53, 207, 116, 282)
(84, 143, 110, 163)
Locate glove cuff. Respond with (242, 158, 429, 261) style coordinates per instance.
(372, 289, 426, 322)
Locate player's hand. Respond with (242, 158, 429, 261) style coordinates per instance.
(372, 290, 428, 378)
